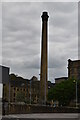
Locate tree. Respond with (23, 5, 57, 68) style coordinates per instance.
(48, 79, 80, 106)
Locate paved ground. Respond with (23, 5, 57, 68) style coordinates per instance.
(1, 113, 80, 120)
(1, 118, 80, 119)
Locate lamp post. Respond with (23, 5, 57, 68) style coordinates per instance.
(75, 80, 78, 109)
(44, 73, 46, 105)
(73, 80, 78, 109)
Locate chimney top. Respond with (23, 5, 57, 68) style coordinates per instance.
(43, 12, 48, 15)
(41, 11, 49, 21)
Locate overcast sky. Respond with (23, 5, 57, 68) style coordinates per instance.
(1, 2, 78, 84)
(0, 1, 79, 98)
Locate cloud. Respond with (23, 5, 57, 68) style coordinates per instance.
(2, 2, 78, 83)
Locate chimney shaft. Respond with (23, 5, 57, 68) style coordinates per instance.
(40, 12, 49, 104)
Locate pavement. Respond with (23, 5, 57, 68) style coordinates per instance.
(0, 113, 80, 120)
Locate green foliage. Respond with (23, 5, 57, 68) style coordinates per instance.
(48, 79, 80, 106)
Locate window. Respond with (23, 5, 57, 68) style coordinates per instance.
(14, 93, 15, 97)
(14, 98, 15, 101)
(14, 87, 15, 90)
(17, 88, 19, 91)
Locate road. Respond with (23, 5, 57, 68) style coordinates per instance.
(1, 113, 80, 120)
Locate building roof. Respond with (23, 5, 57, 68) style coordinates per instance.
(10, 74, 30, 87)
(68, 59, 80, 67)
(68, 59, 80, 62)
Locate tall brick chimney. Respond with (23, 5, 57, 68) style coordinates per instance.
(40, 12, 49, 104)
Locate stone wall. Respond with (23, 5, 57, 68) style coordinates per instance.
(7, 104, 80, 114)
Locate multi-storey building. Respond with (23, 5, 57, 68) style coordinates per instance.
(3, 74, 54, 104)
(55, 59, 80, 84)
(3, 74, 40, 104)
(68, 59, 80, 80)
(0, 65, 10, 84)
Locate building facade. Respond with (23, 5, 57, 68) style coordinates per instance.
(3, 74, 54, 104)
(0, 65, 10, 84)
(68, 59, 80, 80)
(3, 74, 40, 104)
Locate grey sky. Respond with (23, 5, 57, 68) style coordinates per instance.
(0, 1, 79, 98)
(1, 2, 78, 84)
(1, 0, 79, 2)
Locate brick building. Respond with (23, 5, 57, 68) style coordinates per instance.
(3, 74, 40, 104)
(55, 59, 80, 84)
(68, 59, 80, 80)
(3, 74, 54, 104)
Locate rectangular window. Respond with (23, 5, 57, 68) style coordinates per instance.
(14, 93, 15, 97)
